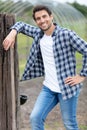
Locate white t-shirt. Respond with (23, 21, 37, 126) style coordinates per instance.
(40, 34, 61, 93)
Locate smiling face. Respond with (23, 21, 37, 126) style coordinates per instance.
(34, 10, 53, 32)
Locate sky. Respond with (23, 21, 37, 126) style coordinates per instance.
(54, 0, 87, 6)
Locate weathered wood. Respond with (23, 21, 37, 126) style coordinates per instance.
(0, 13, 19, 130)
(0, 13, 5, 130)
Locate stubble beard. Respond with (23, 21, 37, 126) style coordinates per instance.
(41, 22, 53, 32)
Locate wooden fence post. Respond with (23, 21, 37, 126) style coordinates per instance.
(0, 13, 19, 130)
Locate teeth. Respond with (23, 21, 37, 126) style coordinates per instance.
(42, 24, 46, 27)
(41, 23, 46, 26)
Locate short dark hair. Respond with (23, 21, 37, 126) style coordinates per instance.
(32, 5, 52, 20)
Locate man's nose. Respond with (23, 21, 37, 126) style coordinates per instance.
(40, 17, 45, 23)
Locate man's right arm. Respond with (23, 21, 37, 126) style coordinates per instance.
(3, 21, 39, 51)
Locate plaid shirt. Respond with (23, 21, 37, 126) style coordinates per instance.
(12, 22, 87, 100)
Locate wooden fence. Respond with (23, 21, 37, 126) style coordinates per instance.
(0, 14, 19, 130)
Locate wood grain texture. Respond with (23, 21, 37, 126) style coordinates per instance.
(0, 13, 19, 130)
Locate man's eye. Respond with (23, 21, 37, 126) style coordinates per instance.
(43, 15, 47, 18)
(36, 18, 40, 21)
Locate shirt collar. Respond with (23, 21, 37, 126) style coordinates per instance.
(52, 23, 60, 36)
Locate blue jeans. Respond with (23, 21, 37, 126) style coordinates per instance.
(30, 86, 80, 130)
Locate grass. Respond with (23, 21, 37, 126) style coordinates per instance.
(45, 123, 87, 130)
(76, 52, 82, 73)
(17, 34, 32, 77)
(79, 125, 87, 130)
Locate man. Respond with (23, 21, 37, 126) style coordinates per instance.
(3, 5, 87, 130)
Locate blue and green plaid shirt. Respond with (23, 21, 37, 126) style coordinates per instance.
(12, 22, 87, 100)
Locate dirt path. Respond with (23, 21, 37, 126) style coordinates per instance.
(19, 77, 87, 130)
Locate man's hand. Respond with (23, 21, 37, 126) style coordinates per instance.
(3, 29, 17, 51)
(65, 74, 85, 86)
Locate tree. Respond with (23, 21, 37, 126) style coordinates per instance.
(68, 2, 87, 18)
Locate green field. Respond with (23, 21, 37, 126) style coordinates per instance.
(17, 34, 32, 77)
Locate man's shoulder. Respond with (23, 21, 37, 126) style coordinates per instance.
(57, 26, 74, 37)
(58, 26, 71, 33)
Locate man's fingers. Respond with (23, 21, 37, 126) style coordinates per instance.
(3, 39, 14, 50)
(3, 29, 17, 51)
(3, 41, 10, 50)
(65, 77, 72, 83)
(65, 79, 76, 86)
(65, 75, 85, 86)
(3, 39, 8, 50)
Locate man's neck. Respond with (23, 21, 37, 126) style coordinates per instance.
(44, 23, 55, 36)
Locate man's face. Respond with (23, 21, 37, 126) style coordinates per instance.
(34, 10, 53, 31)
